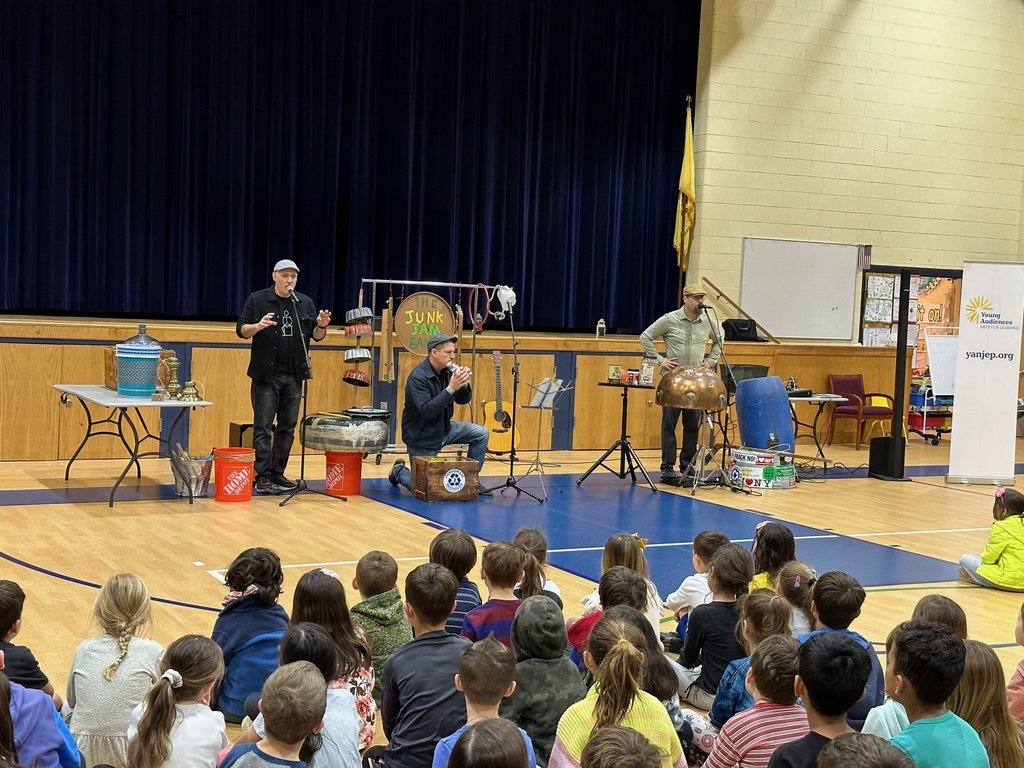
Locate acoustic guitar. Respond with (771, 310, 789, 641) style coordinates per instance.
(480, 351, 521, 453)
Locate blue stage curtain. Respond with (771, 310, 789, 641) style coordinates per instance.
(0, 0, 698, 332)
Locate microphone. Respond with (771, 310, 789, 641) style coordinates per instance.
(700, 304, 711, 312)
(286, 285, 298, 302)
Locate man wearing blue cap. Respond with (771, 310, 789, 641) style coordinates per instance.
(389, 333, 489, 491)
(237, 259, 333, 494)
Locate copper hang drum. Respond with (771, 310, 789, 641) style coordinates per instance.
(655, 367, 728, 411)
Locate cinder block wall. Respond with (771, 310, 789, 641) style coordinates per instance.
(690, 0, 1024, 309)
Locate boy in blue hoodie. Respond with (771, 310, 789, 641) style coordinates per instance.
(797, 571, 883, 730)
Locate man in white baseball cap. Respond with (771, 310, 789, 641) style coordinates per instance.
(236, 260, 332, 494)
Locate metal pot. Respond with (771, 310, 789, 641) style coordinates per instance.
(344, 347, 372, 363)
(344, 307, 373, 324)
(342, 369, 371, 387)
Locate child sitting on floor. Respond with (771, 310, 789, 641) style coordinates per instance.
(750, 522, 796, 591)
(677, 543, 752, 710)
(886, 620, 988, 768)
(959, 487, 1024, 591)
(211, 547, 289, 723)
(429, 528, 482, 635)
(767, 632, 872, 768)
(350, 551, 413, 704)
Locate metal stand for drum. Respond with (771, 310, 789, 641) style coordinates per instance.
(678, 410, 745, 496)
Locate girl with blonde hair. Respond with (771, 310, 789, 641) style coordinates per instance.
(774, 561, 816, 636)
(512, 527, 563, 608)
(66, 572, 164, 768)
(549, 615, 685, 768)
(948, 640, 1024, 768)
(127, 635, 226, 768)
(580, 533, 663, 635)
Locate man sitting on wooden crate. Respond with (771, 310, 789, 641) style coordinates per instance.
(390, 334, 490, 493)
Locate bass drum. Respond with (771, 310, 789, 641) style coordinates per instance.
(394, 291, 456, 355)
(301, 408, 390, 454)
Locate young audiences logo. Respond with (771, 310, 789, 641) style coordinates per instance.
(965, 295, 1018, 329)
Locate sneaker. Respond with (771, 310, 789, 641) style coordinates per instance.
(270, 474, 297, 491)
(388, 459, 406, 487)
(254, 476, 275, 495)
(660, 631, 683, 654)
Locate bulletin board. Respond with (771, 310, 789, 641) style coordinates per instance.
(740, 237, 860, 340)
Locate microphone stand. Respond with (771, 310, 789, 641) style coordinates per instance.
(281, 291, 345, 506)
(482, 310, 542, 502)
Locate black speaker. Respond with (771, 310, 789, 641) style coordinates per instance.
(868, 435, 906, 481)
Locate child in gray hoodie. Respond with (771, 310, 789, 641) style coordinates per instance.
(499, 595, 586, 766)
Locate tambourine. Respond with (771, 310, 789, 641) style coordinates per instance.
(344, 307, 373, 324)
(342, 369, 371, 387)
(344, 323, 373, 338)
(344, 348, 372, 363)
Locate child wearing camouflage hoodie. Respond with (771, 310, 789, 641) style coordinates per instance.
(499, 595, 586, 766)
(351, 551, 413, 704)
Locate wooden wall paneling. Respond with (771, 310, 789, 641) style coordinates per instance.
(572, 355, 661, 450)
(187, 347, 253, 453)
(1, 342, 64, 460)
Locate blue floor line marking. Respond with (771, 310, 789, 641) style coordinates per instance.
(0, 549, 219, 612)
(357, 474, 960, 595)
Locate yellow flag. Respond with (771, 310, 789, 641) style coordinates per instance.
(673, 105, 696, 269)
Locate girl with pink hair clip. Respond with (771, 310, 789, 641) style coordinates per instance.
(959, 487, 1024, 591)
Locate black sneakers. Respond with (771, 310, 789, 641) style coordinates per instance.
(270, 475, 297, 492)
(388, 459, 406, 487)
(254, 476, 275, 495)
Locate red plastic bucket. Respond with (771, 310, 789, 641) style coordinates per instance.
(213, 447, 256, 502)
(325, 451, 362, 497)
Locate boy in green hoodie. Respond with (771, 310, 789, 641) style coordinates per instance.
(351, 551, 414, 704)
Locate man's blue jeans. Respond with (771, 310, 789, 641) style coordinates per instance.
(397, 421, 490, 490)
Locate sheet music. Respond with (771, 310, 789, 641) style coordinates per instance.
(528, 378, 564, 408)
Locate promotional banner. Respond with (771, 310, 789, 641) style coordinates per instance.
(947, 261, 1024, 484)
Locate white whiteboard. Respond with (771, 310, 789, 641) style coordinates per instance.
(924, 328, 958, 396)
(740, 237, 859, 340)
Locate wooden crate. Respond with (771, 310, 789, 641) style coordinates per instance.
(412, 456, 479, 502)
(103, 347, 176, 390)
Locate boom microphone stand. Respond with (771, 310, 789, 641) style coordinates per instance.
(281, 291, 346, 506)
(482, 308, 542, 502)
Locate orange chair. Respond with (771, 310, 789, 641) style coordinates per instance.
(825, 374, 895, 450)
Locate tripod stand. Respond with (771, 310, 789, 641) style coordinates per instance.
(482, 312, 542, 502)
(520, 377, 573, 502)
(577, 382, 658, 492)
(677, 408, 740, 496)
(280, 296, 346, 507)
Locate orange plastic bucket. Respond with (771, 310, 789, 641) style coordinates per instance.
(325, 451, 362, 497)
(213, 447, 256, 502)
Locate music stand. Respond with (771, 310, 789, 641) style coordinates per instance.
(520, 377, 573, 501)
(577, 382, 657, 492)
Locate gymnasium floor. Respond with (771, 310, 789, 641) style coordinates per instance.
(1, 437, 1023, 703)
